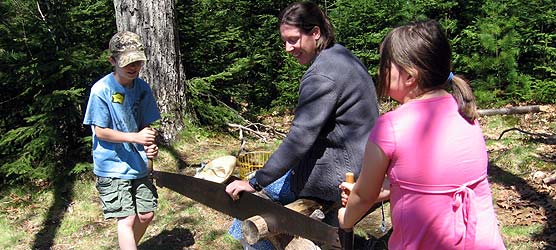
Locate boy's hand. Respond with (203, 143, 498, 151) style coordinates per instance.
(145, 144, 159, 159)
(135, 127, 156, 145)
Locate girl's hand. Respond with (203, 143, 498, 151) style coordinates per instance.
(339, 182, 355, 206)
(338, 207, 350, 229)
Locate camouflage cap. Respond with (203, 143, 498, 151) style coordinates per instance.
(109, 31, 147, 68)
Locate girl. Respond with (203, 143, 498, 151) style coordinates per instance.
(338, 20, 506, 250)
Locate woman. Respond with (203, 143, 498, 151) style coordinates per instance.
(338, 20, 506, 250)
(226, 1, 379, 248)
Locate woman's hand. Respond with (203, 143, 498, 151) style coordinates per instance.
(225, 180, 256, 201)
(339, 182, 355, 206)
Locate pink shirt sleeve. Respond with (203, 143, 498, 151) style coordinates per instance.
(369, 115, 396, 160)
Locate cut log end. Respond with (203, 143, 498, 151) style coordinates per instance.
(241, 198, 327, 247)
(242, 215, 270, 245)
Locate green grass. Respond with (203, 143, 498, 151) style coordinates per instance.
(0, 216, 26, 249)
(501, 224, 545, 250)
(501, 224, 543, 238)
(2, 111, 555, 249)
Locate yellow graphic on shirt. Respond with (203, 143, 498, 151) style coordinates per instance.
(112, 92, 125, 104)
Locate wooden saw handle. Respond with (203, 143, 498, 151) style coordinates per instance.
(148, 158, 154, 182)
(345, 172, 355, 184)
(340, 172, 355, 250)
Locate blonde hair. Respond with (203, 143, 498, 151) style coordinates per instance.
(378, 20, 478, 122)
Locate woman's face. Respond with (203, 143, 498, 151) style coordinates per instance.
(279, 24, 320, 65)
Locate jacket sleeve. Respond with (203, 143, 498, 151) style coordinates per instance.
(255, 73, 338, 187)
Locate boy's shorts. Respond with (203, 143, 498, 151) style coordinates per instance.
(96, 176, 158, 219)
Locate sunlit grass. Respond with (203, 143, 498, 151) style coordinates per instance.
(501, 223, 543, 237)
(0, 216, 26, 249)
(501, 224, 545, 250)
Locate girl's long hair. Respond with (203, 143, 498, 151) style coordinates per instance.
(378, 20, 478, 122)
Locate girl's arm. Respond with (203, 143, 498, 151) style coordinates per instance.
(339, 142, 390, 229)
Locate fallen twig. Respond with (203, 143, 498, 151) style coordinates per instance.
(497, 127, 554, 140)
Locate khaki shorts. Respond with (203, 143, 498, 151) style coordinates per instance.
(96, 176, 158, 219)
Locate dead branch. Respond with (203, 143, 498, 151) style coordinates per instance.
(497, 127, 554, 141)
(228, 123, 269, 141)
(227, 120, 287, 144)
(543, 173, 556, 185)
(478, 105, 549, 116)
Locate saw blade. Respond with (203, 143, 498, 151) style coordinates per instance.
(153, 170, 341, 247)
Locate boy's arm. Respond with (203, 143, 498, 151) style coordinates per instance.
(94, 126, 156, 145)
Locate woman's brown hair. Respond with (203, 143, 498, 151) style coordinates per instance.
(279, 1, 335, 52)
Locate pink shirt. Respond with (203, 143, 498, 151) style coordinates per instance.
(370, 95, 505, 250)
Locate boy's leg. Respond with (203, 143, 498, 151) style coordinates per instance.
(96, 177, 139, 249)
(133, 177, 158, 243)
(118, 215, 139, 250)
(133, 211, 154, 244)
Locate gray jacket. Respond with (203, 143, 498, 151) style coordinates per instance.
(255, 44, 379, 202)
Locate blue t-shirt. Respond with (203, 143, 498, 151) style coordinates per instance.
(83, 73, 161, 179)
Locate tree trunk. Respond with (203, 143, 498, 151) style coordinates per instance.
(113, 0, 185, 143)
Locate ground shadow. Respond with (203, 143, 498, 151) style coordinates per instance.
(31, 175, 75, 250)
(163, 144, 190, 172)
(491, 130, 556, 248)
(488, 163, 556, 249)
(354, 228, 391, 250)
(139, 227, 195, 250)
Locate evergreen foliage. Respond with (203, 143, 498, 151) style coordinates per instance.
(178, 0, 308, 125)
(0, 0, 554, 183)
(0, 0, 115, 183)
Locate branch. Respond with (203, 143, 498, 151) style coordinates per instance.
(478, 105, 549, 116)
(543, 173, 556, 185)
(227, 123, 270, 142)
(497, 127, 555, 142)
(36, 1, 57, 49)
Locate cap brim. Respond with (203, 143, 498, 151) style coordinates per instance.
(117, 51, 147, 68)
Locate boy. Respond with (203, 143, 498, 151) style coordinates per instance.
(83, 31, 161, 250)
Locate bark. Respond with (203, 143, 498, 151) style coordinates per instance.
(113, 0, 186, 143)
(477, 105, 548, 116)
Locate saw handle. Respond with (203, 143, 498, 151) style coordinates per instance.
(340, 172, 355, 250)
(342, 172, 355, 205)
(148, 158, 154, 182)
(345, 172, 355, 184)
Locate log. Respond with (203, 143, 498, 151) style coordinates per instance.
(241, 198, 324, 249)
(543, 173, 556, 185)
(477, 105, 548, 116)
(242, 216, 270, 245)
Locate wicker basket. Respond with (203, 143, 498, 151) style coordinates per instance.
(237, 151, 271, 179)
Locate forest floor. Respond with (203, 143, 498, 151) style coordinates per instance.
(1, 105, 555, 250)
